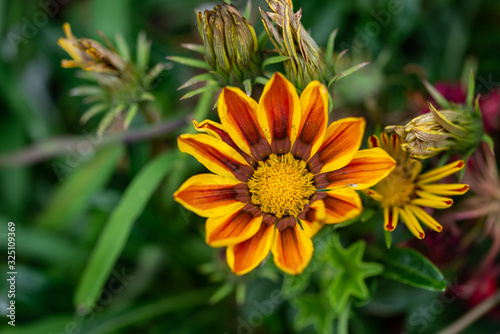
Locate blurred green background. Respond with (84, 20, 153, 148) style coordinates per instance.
(0, 0, 499, 333)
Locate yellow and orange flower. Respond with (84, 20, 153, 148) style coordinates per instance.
(367, 132, 469, 239)
(174, 73, 395, 275)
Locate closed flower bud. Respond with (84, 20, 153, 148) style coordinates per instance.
(260, 0, 333, 90)
(197, 3, 261, 85)
(386, 103, 484, 159)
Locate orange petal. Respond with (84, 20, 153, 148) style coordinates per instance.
(206, 209, 263, 247)
(322, 189, 362, 224)
(272, 224, 313, 275)
(291, 81, 329, 160)
(308, 117, 366, 174)
(193, 119, 255, 165)
(178, 133, 254, 182)
(226, 223, 275, 275)
(218, 87, 271, 160)
(315, 148, 396, 190)
(257, 72, 301, 154)
(174, 174, 247, 217)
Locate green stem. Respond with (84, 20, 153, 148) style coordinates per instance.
(336, 300, 350, 334)
(437, 291, 500, 334)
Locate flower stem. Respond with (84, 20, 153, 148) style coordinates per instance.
(437, 291, 500, 334)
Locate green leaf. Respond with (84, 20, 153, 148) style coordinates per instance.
(74, 151, 176, 310)
(262, 55, 290, 69)
(325, 29, 338, 65)
(178, 73, 215, 90)
(208, 283, 234, 305)
(381, 248, 447, 291)
(423, 80, 451, 109)
(80, 103, 108, 123)
(466, 70, 475, 108)
(37, 145, 123, 230)
(115, 33, 131, 62)
(292, 294, 335, 334)
(136, 31, 151, 73)
(384, 230, 392, 249)
(181, 43, 205, 54)
(167, 56, 211, 70)
(124, 103, 139, 129)
(70, 85, 103, 97)
(180, 84, 219, 100)
(326, 236, 384, 312)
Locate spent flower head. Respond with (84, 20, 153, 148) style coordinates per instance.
(386, 103, 484, 159)
(386, 71, 488, 160)
(59, 23, 165, 135)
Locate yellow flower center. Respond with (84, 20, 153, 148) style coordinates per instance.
(247, 153, 316, 219)
(375, 164, 418, 208)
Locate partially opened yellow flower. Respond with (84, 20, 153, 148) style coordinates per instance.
(174, 73, 395, 275)
(367, 133, 469, 239)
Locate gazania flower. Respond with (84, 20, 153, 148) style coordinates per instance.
(367, 132, 469, 239)
(174, 73, 395, 275)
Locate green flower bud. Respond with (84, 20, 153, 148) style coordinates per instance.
(197, 3, 261, 85)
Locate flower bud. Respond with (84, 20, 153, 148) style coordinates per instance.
(386, 103, 484, 159)
(197, 3, 261, 85)
(260, 0, 332, 90)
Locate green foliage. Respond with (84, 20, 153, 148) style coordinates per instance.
(324, 236, 384, 312)
(380, 248, 447, 291)
(74, 151, 176, 310)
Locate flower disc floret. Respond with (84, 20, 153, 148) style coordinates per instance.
(248, 153, 316, 219)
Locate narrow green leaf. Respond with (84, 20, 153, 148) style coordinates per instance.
(384, 230, 392, 249)
(181, 43, 205, 54)
(124, 103, 139, 129)
(208, 283, 234, 305)
(74, 151, 176, 310)
(254, 76, 270, 86)
(136, 31, 151, 73)
(167, 56, 211, 70)
(70, 85, 103, 97)
(262, 55, 290, 69)
(325, 29, 338, 65)
(339, 62, 370, 79)
(97, 102, 126, 136)
(178, 73, 215, 90)
(423, 80, 451, 109)
(114, 33, 131, 62)
(466, 70, 475, 109)
(381, 248, 447, 291)
(80, 103, 108, 124)
(180, 84, 219, 100)
(37, 145, 123, 230)
(243, 79, 252, 96)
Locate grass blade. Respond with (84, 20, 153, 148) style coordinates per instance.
(74, 150, 176, 310)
